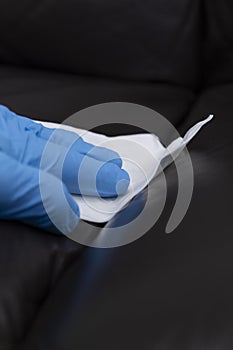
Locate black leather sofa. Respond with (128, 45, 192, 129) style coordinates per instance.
(0, 1, 232, 349)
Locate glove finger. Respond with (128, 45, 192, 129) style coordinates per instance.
(28, 122, 122, 167)
(0, 151, 80, 234)
(39, 140, 130, 197)
(64, 152, 130, 197)
(96, 162, 130, 197)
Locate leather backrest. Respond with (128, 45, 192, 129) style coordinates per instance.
(204, 0, 233, 85)
(0, 0, 202, 88)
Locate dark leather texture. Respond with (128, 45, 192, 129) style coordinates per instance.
(204, 0, 233, 85)
(18, 85, 233, 350)
(0, 1, 233, 349)
(0, 0, 202, 88)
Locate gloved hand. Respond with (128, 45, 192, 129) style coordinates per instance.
(0, 105, 130, 233)
(0, 151, 81, 234)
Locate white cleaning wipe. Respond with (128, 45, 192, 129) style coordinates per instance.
(38, 115, 213, 223)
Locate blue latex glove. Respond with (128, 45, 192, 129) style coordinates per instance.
(0, 151, 80, 234)
(0, 105, 130, 233)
